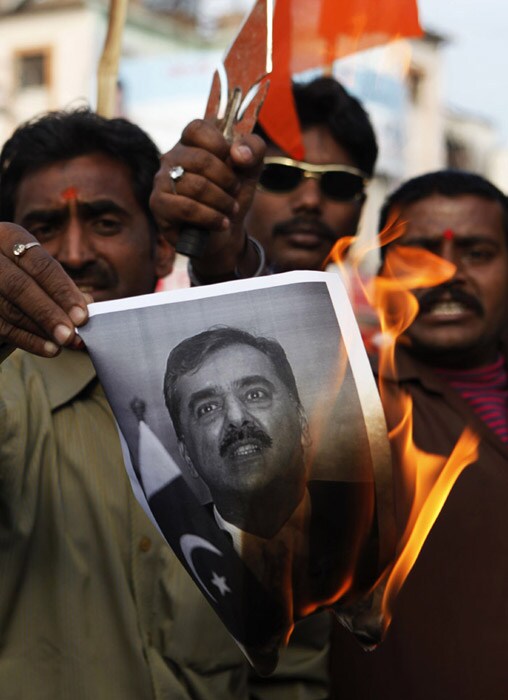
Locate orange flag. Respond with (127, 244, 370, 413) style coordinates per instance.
(259, 0, 423, 159)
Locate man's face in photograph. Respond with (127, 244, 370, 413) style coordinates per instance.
(174, 343, 307, 502)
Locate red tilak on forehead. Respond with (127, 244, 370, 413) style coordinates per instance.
(61, 186, 78, 201)
(442, 228, 455, 241)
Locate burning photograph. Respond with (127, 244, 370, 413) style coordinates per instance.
(79, 270, 393, 672)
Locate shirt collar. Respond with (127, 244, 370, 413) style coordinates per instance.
(30, 348, 97, 410)
(373, 342, 508, 395)
(372, 345, 452, 395)
(213, 490, 311, 554)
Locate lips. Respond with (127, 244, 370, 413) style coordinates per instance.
(273, 217, 338, 246)
(417, 286, 484, 320)
(63, 260, 116, 297)
(230, 440, 264, 460)
(219, 423, 272, 459)
(282, 228, 327, 248)
(425, 301, 471, 317)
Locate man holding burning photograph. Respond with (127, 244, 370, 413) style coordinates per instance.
(0, 108, 330, 699)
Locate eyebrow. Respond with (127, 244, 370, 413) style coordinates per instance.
(402, 235, 500, 248)
(78, 200, 129, 218)
(20, 208, 66, 229)
(20, 199, 129, 228)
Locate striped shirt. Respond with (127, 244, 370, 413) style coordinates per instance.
(435, 355, 508, 443)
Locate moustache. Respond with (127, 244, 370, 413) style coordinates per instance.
(417, 285, 484, 316)
(272, 216, 340, 243)
(62, 260, 117, 289)
(219, 423, 273, 458)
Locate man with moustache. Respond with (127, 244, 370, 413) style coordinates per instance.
(330, 170, 508, 700)
(163, 327, 310, 539)
(161, 326, 376, 620)
(151, 76, 377, 281)
(0, 109, 330, 699)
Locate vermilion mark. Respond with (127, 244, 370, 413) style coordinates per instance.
(61, 186, 78, 201)
(443, 228, 454, 241)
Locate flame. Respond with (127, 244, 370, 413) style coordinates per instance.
(382, 421, 479, 626)
(329, 213, 480, 633)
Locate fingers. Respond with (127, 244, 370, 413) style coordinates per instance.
(0, 223, 89, 357)
(229, 134, 266, 216)
(230, 133, 266, 174)
(150, 121, 266, 278)
(151, 120, 243, 241)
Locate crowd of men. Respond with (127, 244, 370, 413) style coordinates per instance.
(1, 72, 508, 700)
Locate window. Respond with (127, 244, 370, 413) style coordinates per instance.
(15, 49, 50, 90)
(407, 66, 424, 105)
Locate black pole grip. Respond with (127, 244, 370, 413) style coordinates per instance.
(175, 227, 210, 259)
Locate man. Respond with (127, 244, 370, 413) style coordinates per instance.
(150, 76, 377, 280)
(330, 170, 508, 699)
(161, 326, 376, 628)
(163, 327, 310, 538)
(248, 78, 377, 273)
(0, 108, 330, 699)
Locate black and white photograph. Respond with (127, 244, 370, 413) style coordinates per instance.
(80, 270, 392, 671)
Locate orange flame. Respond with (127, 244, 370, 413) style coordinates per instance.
(329, 214, 480, 633)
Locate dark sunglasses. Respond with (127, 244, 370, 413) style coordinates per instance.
(257, 156, 369, 202)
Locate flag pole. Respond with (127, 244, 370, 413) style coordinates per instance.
(97, 0, 128, 117)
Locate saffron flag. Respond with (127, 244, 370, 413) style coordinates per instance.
(259, 0, 423, 158)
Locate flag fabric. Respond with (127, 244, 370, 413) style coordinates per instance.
(259, 0, 423, 158)
(136, 416, 285, 673)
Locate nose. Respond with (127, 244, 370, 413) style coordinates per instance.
(224, 395, 250, 428)
(290, 174, 323, 214)
(55, 216, 95, 269)
(439, 240, 467, 282)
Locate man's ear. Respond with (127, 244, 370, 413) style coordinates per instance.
(154, 233, 176, 279)
(177, 439, 199, 478)
(298, 406, 312, 449)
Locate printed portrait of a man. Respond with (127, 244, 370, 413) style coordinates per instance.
(79, 273, 393, 661)
(163, 327, 310, 539)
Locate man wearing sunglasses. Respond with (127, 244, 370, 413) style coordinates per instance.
(151, 76, 377, 280)
(247, 78, 376, 273)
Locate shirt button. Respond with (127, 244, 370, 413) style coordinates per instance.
(139, 536, 152, 553)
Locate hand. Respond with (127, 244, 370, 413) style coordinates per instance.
(0, 223, 90, 357)
(150, 119, 266, 279)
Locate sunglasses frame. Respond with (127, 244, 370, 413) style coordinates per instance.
(257, 156, 370, 201)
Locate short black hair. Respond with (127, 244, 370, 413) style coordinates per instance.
(164, 326, 302, 440)
(379, 169, 508, 236)
(255, 76, 378, 176)
(0, 107, 160, 234)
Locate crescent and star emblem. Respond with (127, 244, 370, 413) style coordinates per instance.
(180, 534, 232, 602)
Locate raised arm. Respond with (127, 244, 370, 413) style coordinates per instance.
(150, 119, 267, 284)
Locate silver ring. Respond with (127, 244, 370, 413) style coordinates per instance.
(168, 165, 185, 194)
(12, 241, 42, 259)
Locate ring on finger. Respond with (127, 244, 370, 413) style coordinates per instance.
(12, 241, 42, 262)
(168, 165, 185, 194)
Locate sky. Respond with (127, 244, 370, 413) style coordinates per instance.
(232, 0, 508, 145)
(417, 0, 508, 145)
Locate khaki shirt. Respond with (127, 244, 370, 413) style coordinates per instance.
(0, 349, 329, 700)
